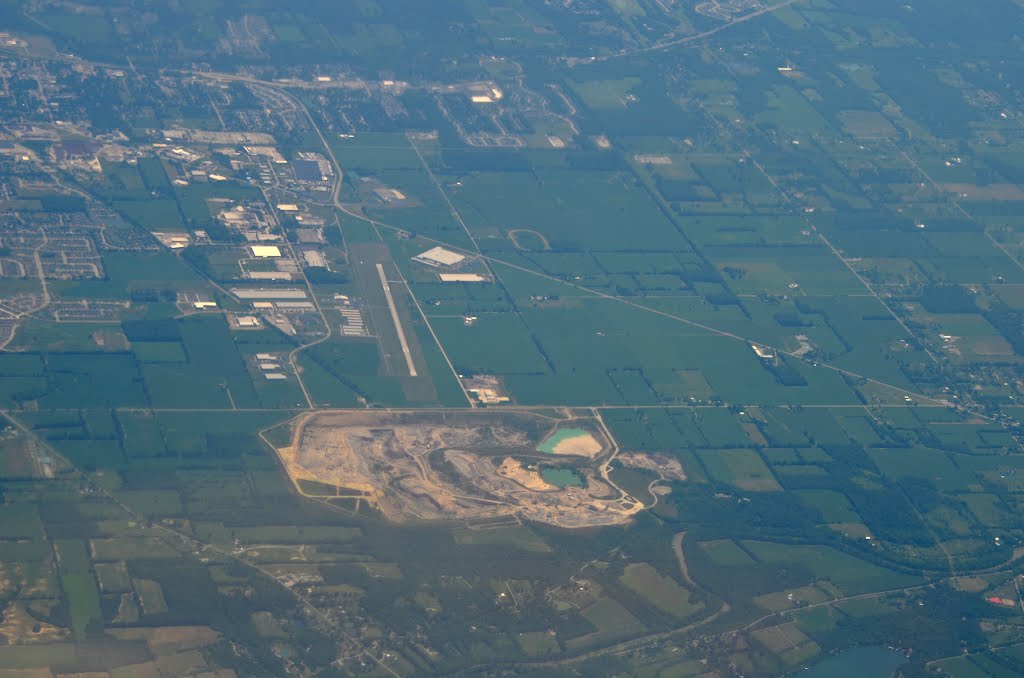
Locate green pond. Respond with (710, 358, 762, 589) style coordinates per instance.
(541, 468, 583, 487)
(537, 428, 589, 454)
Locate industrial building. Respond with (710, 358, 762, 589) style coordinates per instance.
(439, 273, 487, 282)
(250, 245, 282, 258)
(413, 246, 466, 268)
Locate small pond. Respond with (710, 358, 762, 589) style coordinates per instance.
(537, 428, 589, 454)
(541, 468, 584, 487)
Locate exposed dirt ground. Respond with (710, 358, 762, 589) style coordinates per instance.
(549, 432, 603, 457)
(268, 409, 657, 528)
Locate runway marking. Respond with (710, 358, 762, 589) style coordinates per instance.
(376, 263, 417, 377)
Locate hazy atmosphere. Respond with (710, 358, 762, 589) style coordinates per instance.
(0, 1, 1022, 676)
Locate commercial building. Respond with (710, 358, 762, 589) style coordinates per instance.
(250, 245, 282, 258)
(303, 251, 327, 267)
(231, 288, 308, 300)
(413, 246, 466, 268)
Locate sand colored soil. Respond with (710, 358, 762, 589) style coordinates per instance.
(0, 602, 69, 644)
(269, 410, 642, 528)
(497, 457, 557, 491)
(618, 452, 687, 481)
(272, 415, 379, 503)
(552, 433, 603, 457)
(537, 427, 605, 458)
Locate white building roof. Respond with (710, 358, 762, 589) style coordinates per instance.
(232, 288, 308, 300)
(250, 245, 282, 258)
(414, 246, 466, 267)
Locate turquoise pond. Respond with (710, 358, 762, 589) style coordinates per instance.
(537, 428, 589, 454)
(540, 468, 584, 487)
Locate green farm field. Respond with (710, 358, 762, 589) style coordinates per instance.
(4, 0, 1024, 676)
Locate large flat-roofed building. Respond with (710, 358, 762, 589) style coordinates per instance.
(303, 251, 327, 267)
(250, 245, 282, 258)
(231, 288, 308, 300)
(293, 160, 325, 182)
(413, 246, 466, 268)
(244, 146, 287, 163)
(439, 273, 487, 282)
(153, 232, 191, 249)
(296, 228, 324, 243)
(248, 271, 292, 280)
